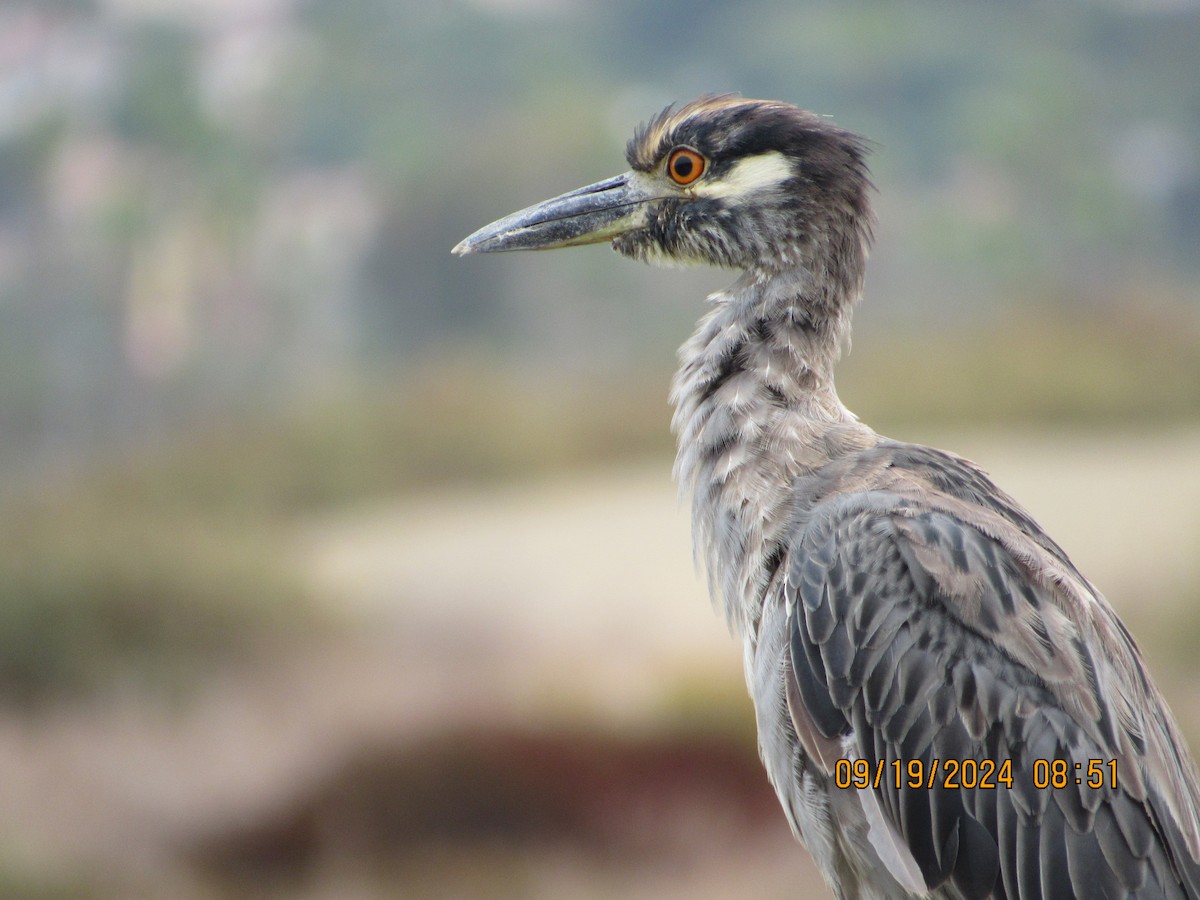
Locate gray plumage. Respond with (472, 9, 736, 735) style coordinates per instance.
(454, 95, 1200, 899)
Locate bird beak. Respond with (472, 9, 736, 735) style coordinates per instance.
(452, 172, 655, 255)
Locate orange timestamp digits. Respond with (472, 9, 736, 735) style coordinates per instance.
(835, 758, 1014, 790)
(834, 758, 1119, 791)
(1032, 758, 1118, 790)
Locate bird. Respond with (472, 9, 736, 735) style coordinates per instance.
(453, 95, 1200, 899)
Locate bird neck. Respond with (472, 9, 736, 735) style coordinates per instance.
(670, 266, 877, 637)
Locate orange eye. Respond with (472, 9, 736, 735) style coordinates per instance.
(666, 147, 706, 185)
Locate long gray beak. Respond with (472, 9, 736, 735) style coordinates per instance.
(452, 172, 656, 255)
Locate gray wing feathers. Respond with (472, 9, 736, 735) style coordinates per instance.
(784, 478, 1200, 899)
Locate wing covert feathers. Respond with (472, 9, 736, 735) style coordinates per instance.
(780, 442, 1200, 898)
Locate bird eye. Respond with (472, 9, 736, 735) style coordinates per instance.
(667, 147, 706, 185)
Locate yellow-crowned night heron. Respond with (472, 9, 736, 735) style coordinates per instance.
(453, 95, 1200, 899)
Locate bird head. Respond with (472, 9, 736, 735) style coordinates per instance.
(453, 95, 874, 278)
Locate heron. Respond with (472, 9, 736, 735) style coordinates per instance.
(453, 95, 1200, 899)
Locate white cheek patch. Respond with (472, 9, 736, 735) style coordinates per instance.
(692, 151, 793, 199)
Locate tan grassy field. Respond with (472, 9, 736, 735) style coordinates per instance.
(304, 426, 1200, 701)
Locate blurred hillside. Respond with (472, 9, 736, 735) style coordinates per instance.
(3, 0, 1200, 479)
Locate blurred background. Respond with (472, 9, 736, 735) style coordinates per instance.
(2, 0, 1199, 897)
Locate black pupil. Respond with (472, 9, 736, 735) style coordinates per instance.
(673, 154, 694, 179)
